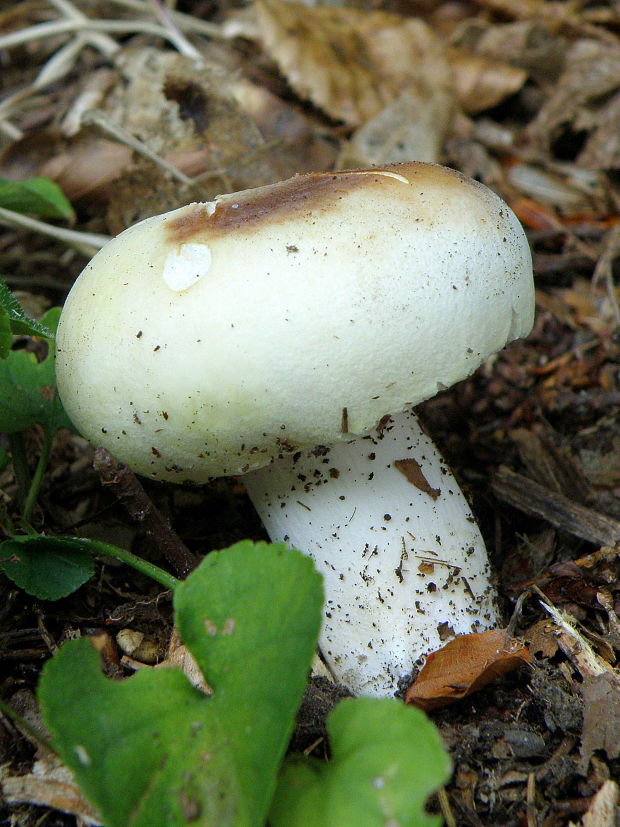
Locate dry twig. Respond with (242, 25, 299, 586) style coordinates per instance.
(492, 466, 620, 547)
(93, 448, 199, 578)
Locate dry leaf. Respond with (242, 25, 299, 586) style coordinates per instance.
(537, 277, 620, 334)
(575, 415, 620, 487)
(41, 138, 133, 202)
(525, 618, 561, 659)
(447, 48, 527, 114)
(255, 0, 454, 127)
(578, 89, 620, 171)
(338, 89, 450, 167)
(46, 47, 293, 222)
(2, 755, 101, 826)
(579, 673, 620, 773)
(579, 780, 619, 827)
(230, 77, 336, 176)
(395, 458, 441, 499)
(527, 40, 620, 162)
(462, 20, 569, 82)
(405, 629, 531, 710)
(508, 560, 603, 609)
(506, 162, 606, 214)
(156, 628, 212, 695)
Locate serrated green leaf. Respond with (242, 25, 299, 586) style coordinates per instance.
(0, 177, 74, 220)
(0, 536, 95, 599)
(0, 306, 73, 434)
(270, 697, 452, 827)
(0, 278, 55, 342)
(39, 541, 323, 827)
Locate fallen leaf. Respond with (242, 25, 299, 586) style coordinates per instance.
(230, 77, 336, 176)
(338, 88, 450, 167)
(524, 618, 560, 659)
(405, 629, 531, 710)
(155, 627, 212, 694)
(508, 560, 602, 608)
(447, 48, 527, 114)
(579, 90, 620, 171)
(255, 0, 454, 127)
(395, 458, 440, 499)
(2, 756, 101, 826)
(527, 39, 620, 168)
(460, 19, 568, 84)
(579, 673, 620, 773)
(580, 779, 619, 827)
(39, 138, 132, 203)
(506, 162, 604, 215)
(44, 48, 298, 220)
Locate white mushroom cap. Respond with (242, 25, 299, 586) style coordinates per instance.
(56, 162, 533, 483)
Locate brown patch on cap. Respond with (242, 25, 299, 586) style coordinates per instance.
(166, 204, 215, 244)
(163, 164, 424, 245)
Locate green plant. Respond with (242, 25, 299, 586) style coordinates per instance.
(0, 175, 75, 525)
(0, 277, 101, 597)
(38, 540, 451, 826)
(0, 182, 133, 596)
(0, 175, 75, 221)
(0, 297, 73, 515)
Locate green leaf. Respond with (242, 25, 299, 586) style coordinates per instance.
(0, 308, 10, 358)
(0, 278, 55, 341)
(0, 177, 74, 220)
(0, 306, 73, 434)
(0, 536, 95, 600)
(270, 697, 452, 827)
(39, 541, 323, 827)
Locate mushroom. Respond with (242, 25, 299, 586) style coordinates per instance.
(56, 162, 534, 696)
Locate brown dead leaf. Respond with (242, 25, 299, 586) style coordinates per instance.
(229, 77, 336, 176)
(575, 418, 620, 488)
(107, 48, 278, 200)
(525, 618, 561, 659)
(468, 0, 615, 42)
(0, 130, 67, 182)
(338, 88, 450, 167)
(506, 162, 607, 216)
(41, 138, 133, 203)
(405, 629, 531, 710)
(580, 780, 619, 827)
(537, 277, 620, 334)
(447, 48, 527, 114)
(156, 628, 212, 695)
(255, 0, 454, 127)
(45, 47, 306, 222)
(507, 559, 603, 609)
(527, 39, 620, 170)
(579, 90, 620, 171)
(2, 755, 101, 826)
(395, 458, 441, 499)
(458, 19, 569, 83)
(579, 673, 620, 773)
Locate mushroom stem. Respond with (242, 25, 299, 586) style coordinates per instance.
(243, 408, 499, 697)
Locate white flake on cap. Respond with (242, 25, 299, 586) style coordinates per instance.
(163, 243, 212, 292)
